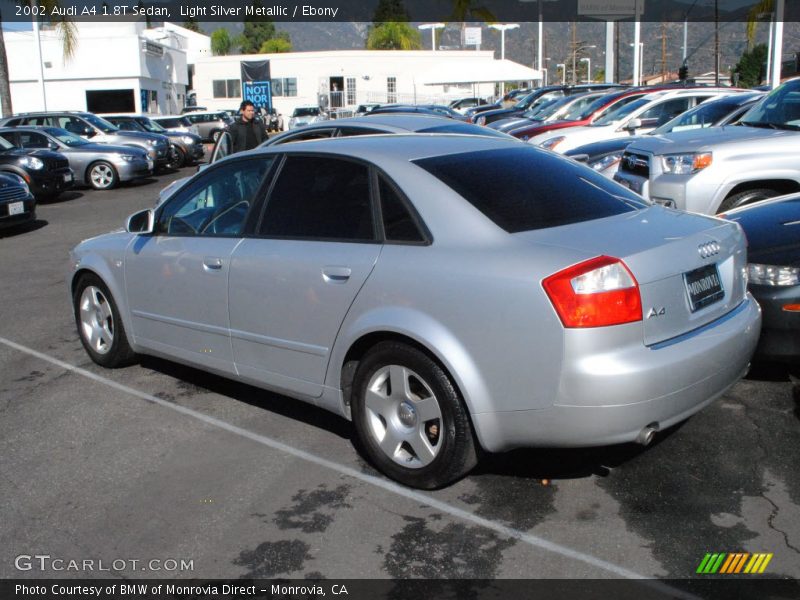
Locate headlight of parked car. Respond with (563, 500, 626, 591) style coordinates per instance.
(476, 116, 486, 126)
(19, 156, 44, 170)
(661, 152, 712, 175)
(181, 136, 195, 145)
(289, 118, 296, 128)
(747, 264, 800, 286)
(146, 139, 157, 146)
(112, 154, 139, 163)
(539, 136, 565, 150)
(589, 154, 622, 172)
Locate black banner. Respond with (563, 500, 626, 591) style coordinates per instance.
(2, 579, 800, 600)
(2, 0, 799, 23)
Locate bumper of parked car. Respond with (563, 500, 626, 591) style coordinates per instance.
(117, 158, 154, 182)
(28, 167, 74, 199)
(188, 142, 205, 161)
(472, 297, 761, 452)
(0, 194, 36, 229)
(750, 284, 800, 362)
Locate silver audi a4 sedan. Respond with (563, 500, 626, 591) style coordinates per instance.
(69, 134, 761, 489)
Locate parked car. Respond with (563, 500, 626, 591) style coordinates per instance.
(474, 84, 624, 126)
(614, 78, 800, 214)
(0, 126, 153, 191)
(71, 134, 759, 488)
(723, 194, 800, 363)
(367, 104, 467, 121)
(0, 111, 170, 169)
(263, 107, 284, 132)
(529, 88, 740, 154)
(181, 106, 208, 114)
(566, 92, 764, 178)
(288, 106, 326, 130)
(0, 172, 36, 230)
(355, 103, 382, 116)
(102, 114, 205, 168)
(150, 115, 200, 137)
(180, 110, 233, 142)
(448, 97, 490, 114)
(0, 131, 73, 200)
(490, 91, 608, 133)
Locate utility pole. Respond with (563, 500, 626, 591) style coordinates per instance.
(571, 21, 577, 85)
(661, 22, 667, 82)
(714, 0, 720, 86)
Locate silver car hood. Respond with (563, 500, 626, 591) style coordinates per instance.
(626, 125, 800, 155)
(69, 143, 148, 155)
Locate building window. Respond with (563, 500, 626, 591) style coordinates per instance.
(346, 77, 356, 105)
(387, 77, 396, 103)
(271, 77, 297, 97)
(212, 79, 241, 99)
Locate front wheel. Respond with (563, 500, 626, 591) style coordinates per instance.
(717, 188, 778, 213)
(166, 146, 186, 169)
(87, 161, 119, 190)
(211, 130, 223, 143)
(351, 342, 478, 489)
(73, 274, 136, 368)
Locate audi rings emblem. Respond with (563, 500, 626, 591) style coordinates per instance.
(698, 241, 720, 259)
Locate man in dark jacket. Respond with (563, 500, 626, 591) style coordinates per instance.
(229, 100, 268, 153)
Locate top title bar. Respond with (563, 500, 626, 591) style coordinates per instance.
(2, 0, 798, 23)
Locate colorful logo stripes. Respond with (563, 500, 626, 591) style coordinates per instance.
(696, 552, 773, 574)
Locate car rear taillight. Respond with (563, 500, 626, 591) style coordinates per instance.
(543, 256, 642, 328)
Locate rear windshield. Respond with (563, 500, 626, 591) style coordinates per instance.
(293, 107, 320, 117)
(413, 146, 645, 233)
(417, 124, 511, 138)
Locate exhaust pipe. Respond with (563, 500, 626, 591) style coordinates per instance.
(636, 424, 659, 446)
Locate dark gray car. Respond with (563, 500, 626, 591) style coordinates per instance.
(0, 126, 153, 190)
(103, 114, 204, 168)
(0, 111, 170, 169)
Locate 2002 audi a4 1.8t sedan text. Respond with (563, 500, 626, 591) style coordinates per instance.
(69, 134, 761, 489)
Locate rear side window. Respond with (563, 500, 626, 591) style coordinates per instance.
(413, 146, 645, 233)
(259, 156, 375, 241)
(379, 176, 425, 243)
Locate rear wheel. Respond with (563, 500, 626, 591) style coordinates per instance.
(718, 188, 778, 213)
(73, 274, 136, 368)
(87, 161, 118, 190)
(351, 342, 478, 489)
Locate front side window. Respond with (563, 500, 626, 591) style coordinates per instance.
(157, 158, 273, 237)
(18, 131, 49, 148)
(259, 156, 374, 241)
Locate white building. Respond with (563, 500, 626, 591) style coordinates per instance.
(192, 50, 541, 116)
(4, 21, 194, 116)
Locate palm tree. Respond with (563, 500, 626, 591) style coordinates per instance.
(449, 0, 496, 49)
(366, 22, 421, 50)
(746, 0, 773, 50)
(0, 1, 77, 116)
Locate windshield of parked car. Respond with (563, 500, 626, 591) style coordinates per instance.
(413, 146, 646, 233)
(136, 118, 167, 133)
(522, 96, 571, 120)
(292, 107, 321, 117)
(739, 80, 800, 130)
(591, 97, 649, 126)
(82, 114, 119, 133)
(554, 93, 605, 121)
(46, 128, 90, 146)
(652, 96, 750, 135)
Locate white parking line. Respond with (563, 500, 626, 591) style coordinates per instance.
(1, 336, 696, 595)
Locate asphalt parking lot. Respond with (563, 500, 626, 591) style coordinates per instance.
(1, 167, 799, 586)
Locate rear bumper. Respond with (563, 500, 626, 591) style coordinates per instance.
(472, 296, 762, 452)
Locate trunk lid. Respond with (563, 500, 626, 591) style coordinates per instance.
(516, 206, 748, 345)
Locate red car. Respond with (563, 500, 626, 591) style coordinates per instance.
(508, 87, 670, 141)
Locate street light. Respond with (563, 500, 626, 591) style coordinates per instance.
(580, 57, 591, 83)
(629, 42, 643, 86)
(418, 23, 445, 52)
(571, 44, 595, 86)
(489, 23, 519, 96)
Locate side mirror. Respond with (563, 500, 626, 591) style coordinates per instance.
(624, 118, 642, 131)
(126, 208, 154, 234)
(48, 142, 59, 151)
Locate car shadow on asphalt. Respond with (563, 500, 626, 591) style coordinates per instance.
(0, 218, 47, 237)
(137, 356, 353, 441)
(39, 191, 84, 204)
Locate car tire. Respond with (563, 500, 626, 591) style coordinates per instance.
(351, 341, 479, 489)
(211, 130, 222, 143)
(73, 273, 136, 368)
(166, 146, 186, 169)
(87, 161, 119, 191)
(718, 188, 778, 213)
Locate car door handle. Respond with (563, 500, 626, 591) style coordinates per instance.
(322, 266, 351, 284)
(203, 257, 224, 271)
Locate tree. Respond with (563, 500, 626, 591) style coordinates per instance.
(182, 16, 202, 33)
(746, 0, 773, 51)
(211, 28, 233, 56)
(0, 1, 77, 116)
(372, 0, 410, 21)
(238, 1, 277, 54)
(259, 32, 292, 53)
(366, 22, 422, 50)
(449, 0, 495, 49)
(733, 44, 768, 88)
